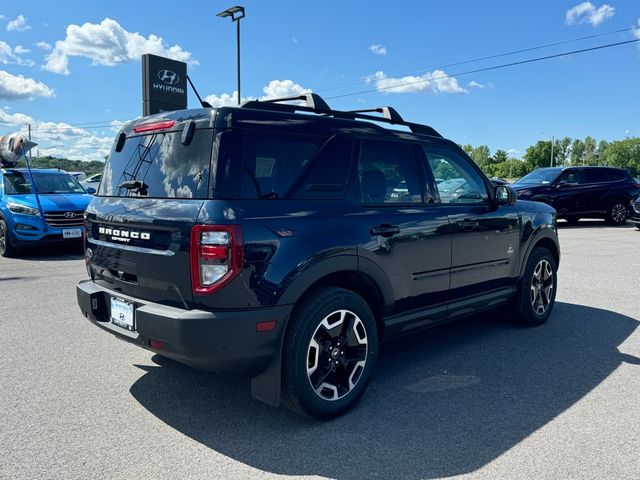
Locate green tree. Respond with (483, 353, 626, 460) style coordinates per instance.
(469, 145, 491, 167)
(570, 139, 585, 165)
(554, 137, 572, 166)
(597, 140, 609, 164)
(600, 138, 640, 176)
(524, 141, 553, 170)
(492, 149, 509, 165)
(583, 136, 597, 165)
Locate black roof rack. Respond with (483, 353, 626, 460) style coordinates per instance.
(239, 93, 442, 137)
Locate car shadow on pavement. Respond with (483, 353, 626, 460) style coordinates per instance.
(129, 302, 638, 480)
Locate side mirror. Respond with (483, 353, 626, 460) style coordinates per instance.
(86, 187, 97, 194)
(495, 185, 516, 206)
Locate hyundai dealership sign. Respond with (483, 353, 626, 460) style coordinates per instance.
(142, 54, 187, 116)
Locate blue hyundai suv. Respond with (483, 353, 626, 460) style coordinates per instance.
(0, 168, 94, 256)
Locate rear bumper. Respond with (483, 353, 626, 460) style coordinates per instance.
(76, 279, 292, 376)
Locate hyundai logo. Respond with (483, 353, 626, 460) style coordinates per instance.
(158, 70, 179, 85)
(64, 212, 76, 219)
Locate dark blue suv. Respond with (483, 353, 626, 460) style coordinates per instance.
(77, 94, 560, 419)
(511, 166, 640, 225)
(0, 168, 93, 256)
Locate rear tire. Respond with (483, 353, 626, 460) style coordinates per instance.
(513, 247, 557, 327)
(606, 200, 628, 225)
(282, 287, 378, 419)
(0, 219, 17, 258)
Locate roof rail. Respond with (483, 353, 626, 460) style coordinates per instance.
(241, 93, 331, 114)
(239, 93, 442, 137)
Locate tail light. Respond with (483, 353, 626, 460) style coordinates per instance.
(190, 225, 243, 295)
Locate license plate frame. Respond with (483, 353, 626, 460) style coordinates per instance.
(110, 297, 135, 331)
(62, 228, 82, 239)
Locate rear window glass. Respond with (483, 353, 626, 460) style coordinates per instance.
(584, 169, 609, 183)
(99, 129, 213, 198)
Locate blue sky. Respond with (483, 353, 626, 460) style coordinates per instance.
(1, 0, 639, 161)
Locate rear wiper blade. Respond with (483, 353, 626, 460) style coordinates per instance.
(117, 180, 148, 195)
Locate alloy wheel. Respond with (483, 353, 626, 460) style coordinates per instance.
(306, 309, 368, 401)
(530, 259, 554, 315)
(611, 203, 627, 224)
(0, 223, 6, 255)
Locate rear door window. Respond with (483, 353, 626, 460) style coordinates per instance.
(99, 129, 213, 198)
(351, 140, 423, 204)
(583, 169, 609, 183)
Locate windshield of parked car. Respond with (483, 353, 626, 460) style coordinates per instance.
(514, 168, 563, 185)
(3, 171, 87, 195)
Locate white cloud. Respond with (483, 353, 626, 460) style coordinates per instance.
(565, 2, 614, 26)
(468, 80, 486, 89)
(0, 109, 33, 126)
(369, 44, 387, 56)
(7, 15, 31, 32)
(44, 18, 197, 75)
(204, 79, 311, 108)
(366, 70, 467, 94)
(0, 41, 35, 66)
(635, 19, 640, 40)
(35, 41, 52, 51)
(261, 79, 310, 99)
(507, 149, 520, 157)
(0, 70, 54, 100)
(14, 45, 30, 54)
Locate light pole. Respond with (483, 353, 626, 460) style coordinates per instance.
(35, 145, 61, 167)
(217, 6, 245, 106)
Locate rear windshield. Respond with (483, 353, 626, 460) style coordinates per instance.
(99, 129, 213, 198)
(4, 171, 86, 195)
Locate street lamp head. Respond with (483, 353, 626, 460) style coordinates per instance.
(217, 5, 245, 21)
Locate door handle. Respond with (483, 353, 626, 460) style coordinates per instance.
(457, 219, 479, 231)
(370, 223, 400, 237)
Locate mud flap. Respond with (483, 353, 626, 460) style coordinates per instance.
(250, 348, 282, 407)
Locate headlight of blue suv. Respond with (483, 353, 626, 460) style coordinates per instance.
(7, 202, 40, 216)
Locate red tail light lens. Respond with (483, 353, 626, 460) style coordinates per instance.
(133, 120, 176, 134)
(190, 225, 243, 295)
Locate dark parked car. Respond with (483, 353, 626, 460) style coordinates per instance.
(511, 166, 640, 225)
(77, 94, 560, 419)
(630, 197, 640, 230)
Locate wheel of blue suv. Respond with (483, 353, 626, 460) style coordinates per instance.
(606, 200, 628, 225)
(0, 219, 17, 258)
(282, 287, 378, 419)
(514, 247, 557, 327)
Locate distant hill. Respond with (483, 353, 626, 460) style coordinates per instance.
(15, 156, 105, 176)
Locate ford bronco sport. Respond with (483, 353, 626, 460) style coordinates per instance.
(77, 94, 560, 419)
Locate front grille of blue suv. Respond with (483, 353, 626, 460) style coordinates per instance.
(76, 94, 560, 419)
(0, 168, 93, 257)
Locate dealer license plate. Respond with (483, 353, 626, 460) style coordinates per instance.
(110, 297, 135, 331)
(62, 228, 82, 239)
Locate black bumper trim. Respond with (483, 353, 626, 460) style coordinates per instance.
(77, 279, 292, 376)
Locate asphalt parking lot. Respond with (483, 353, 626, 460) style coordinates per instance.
(1, 221, 639, 480)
